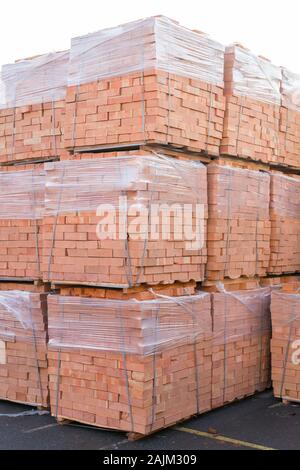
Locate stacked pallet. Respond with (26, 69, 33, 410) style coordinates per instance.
(0, 167, 45, 280)
(0, 51, 68, 163)
(64, 16, 225, 155)
(221, 45, 282, 164)
(47, 292, 212, 435)
(268, 173, 300, 274)
(0, 285, 49, 407)
(42, 154, 208, 287)
(211, 287, 272, 408)
(280, 68, 300, 168)
(271, 286, 300, 403)
(206, 163, 271, 280)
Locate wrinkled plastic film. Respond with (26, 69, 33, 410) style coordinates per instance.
(0, 169, 45, 219)
(270, 173, 300, 218)
(69, 16, 225, 87)
(208, 164, 270, 220)
(45, 154, 208, 215)
(225, 45, 281, 105)
(271, 290, 300, 329)
(48, 292, 211, 356)
(212, 287, 272, 344)
(0, 51, 69, 109)
(281, 68, 300, 112)
(0, 291, 46, 345)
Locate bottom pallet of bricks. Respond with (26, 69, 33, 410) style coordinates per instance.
(46, 287, 272, 437)
(0, 287, 49, 408)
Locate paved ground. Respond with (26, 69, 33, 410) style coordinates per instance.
(0, 391, 299, 450)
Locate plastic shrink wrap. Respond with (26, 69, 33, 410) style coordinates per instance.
(0, 290, 48, 407)
(64, 16, 226, 155)
(206, 163, 271, 280)
(268, 173, 300, 274)
(47, 291, 212, 434)
(211, 286, 272, 408)
(0, 168, 45, 279)
(0, 51, 69, 163)
(42, 154, 208, 287)
(222, 45, 281, 164)
(280, 68, 300, 168)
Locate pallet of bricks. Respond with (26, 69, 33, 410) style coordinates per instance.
(64, 16, 226, 155)
(222, 43, 300, 169)
(0, 50, 68, 163)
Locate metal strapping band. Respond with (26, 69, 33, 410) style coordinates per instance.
(279, 302, 297, 399)
(30, 170, 41, 277)
(150, 304, 159, 431)
(258, 296, 264, 387)
(118, 309, 134, 432)
(28, 296, 44, 407)
(51, 98, 58, 157)
(206, 84, 213, 154)
(166, 73, 171, 145)
(254, 175, 262, 277)
(235, 97, 244, 156)
(118, 153, 134, 288)
(141, 46, 145, 139)
(55, 300, 65, 419)
(224, 170, 233, 277)
(222, 294, 228, 405)
(71, 61, 84, 151)
(47, 164, 66, 281)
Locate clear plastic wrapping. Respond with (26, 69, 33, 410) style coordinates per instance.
(281, 68, 300, 112)
(0, 291, 47, 345)
(212, 286, 272, 344)
(0, 169, 45, 219)
(271, 289, 300, 330)
(225, 45, 281, 105)
(68, 16, 225, 87)
(270, 173, 300, 218)
(45, 154, 207, 215)
(208, 164, 270, 220)
(47, 291, 212, 356)
(0, 50, 69, 109)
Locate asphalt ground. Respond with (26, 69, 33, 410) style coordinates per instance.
(0, 391, 299, 450)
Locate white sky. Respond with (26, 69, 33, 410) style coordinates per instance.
(1, 0, 299, 72)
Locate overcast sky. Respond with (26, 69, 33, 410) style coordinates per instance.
(1, 0, 299, 72)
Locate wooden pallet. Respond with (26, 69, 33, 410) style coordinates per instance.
(52, 280, 197, 300)
(201, 277, 260, 292)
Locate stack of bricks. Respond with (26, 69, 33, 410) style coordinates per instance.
(206, 163, 271, 281)
(0, 51, 69, 164)
(268, 172, 300, 274)
(271, 285, 300, 403)
(47, 291, 212, 435)
(64, 16, 225, 155)
(280, 68, 300, 168)
(0, 166, 44, 280)
(42, 153, 208, 287)
(211, 287, 272, 408)
(221, 45, 282, 164)
(0, 284, 49, 407)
